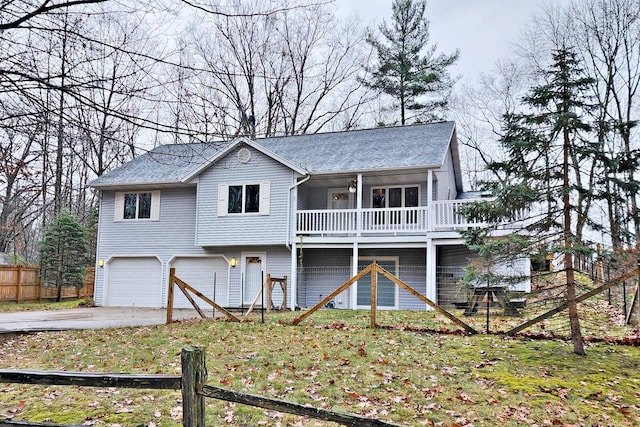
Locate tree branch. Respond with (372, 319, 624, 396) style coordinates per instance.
(0, 0, 109, 30)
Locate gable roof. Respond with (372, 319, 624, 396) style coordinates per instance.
(89, 143, 226, 189)
(90, 121, 458, 189)
(256, 121, 456, 174)
(181, 137, 308, 182)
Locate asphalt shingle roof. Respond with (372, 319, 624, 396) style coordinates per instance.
(90, 143, 227, 188)
(257, 121, 455, 173)
(90, 122, 456, 188)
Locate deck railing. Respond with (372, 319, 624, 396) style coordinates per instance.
(296, 201, 486, 236)
(431, 200, 487, 229)
(360, 207, 429, 232)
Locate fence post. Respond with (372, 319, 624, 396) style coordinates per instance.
(167, 268, 175, 324)
(16, 266, 23, 303)
(370, 264, 377, 328)
(181, 346, 206, 427)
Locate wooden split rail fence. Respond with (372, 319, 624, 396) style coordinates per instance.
(0, 347, 399, 427)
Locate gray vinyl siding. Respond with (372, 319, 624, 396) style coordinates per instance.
(196, 146, 294, 246)
(95, 187, 208, 305)
(98, 187, 199, 256)
(436, 245, 479, 307)
(438, 245, 478, 267)
(297, 186, 308, 210)
(96, 187, 286, 307)
(298, 249, 352, 308)
(302, 181, 429, 210)
(304, 187, 326, 210)
(436, 149, 458, 200)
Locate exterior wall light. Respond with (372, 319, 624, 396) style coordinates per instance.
(348, 178, 357, 193)
(229, 258, 237, 268)
(98, 259, 105, 268)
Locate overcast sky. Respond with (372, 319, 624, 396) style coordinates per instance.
(335, 0, 566, 83)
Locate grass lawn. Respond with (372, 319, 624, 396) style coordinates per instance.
(0, 307, 639, 426)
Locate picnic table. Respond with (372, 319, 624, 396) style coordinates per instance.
(462, 286, 525, 316)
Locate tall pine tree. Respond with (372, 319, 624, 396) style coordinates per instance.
(40, 210, 89, 302)
(362, 0, 458, 125)
(463, 47, 596, 355)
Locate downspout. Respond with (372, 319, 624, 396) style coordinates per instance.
(286, 175, 310, 250)
(287, 174, 310, 312)
(427, 169, 434, 231)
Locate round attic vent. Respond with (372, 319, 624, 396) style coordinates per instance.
(237, 147, 251, 163)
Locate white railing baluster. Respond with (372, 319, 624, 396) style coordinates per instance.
(296, 200, 489, 235)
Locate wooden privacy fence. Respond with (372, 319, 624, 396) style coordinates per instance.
(0, 266, 94, 303)
(0, 347, 399, 427)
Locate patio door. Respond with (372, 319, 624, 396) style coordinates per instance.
(356, 257, 398, 309)
(243, 253, 265, 305)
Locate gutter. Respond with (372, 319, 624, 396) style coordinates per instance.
(286, 175, 311, 250)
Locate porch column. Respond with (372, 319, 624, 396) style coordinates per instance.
(427, 170, 434, 231)
(356, 173, 363, 236)
(290, 241, 297, 311)
(350, 243, 359, 309)
(425, 238, 437, 311)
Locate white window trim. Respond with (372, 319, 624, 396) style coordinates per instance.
(114, 190, 160, 222)
(218, 182, 270, 217)
(370, 185, 421, 208)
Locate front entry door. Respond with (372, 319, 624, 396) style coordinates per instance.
(328, 189, 353, 210)
(243, 254, 265, 305)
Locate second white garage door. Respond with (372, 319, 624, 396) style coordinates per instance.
(171, 257, 229, 309)
(106, 257, 163, 307)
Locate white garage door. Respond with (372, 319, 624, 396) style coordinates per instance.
(171, 257, 229, 309)
(107, 257, 162, 307)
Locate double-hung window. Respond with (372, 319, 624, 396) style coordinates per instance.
(114, 191, 161, 221)
(218, 182, 270, 216)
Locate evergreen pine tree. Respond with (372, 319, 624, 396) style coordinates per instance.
(462, 47, 595, 356)
(40, 210, 89, 302)
(362, 0, 458, 125)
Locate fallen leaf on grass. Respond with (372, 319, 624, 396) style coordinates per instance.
(169, 405, 182, 419)
(456, 392, 477, 405)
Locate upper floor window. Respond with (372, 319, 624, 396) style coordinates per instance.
(218, 182, 270, 216)
(371, 186, 419, 208)
(114, 190, 160, 221)
(125, 192, 151, 219)
(228, 184, 260, 214)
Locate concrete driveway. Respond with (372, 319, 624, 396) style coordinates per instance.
(0, 307, 204, 333)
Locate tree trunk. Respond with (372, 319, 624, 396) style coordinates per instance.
(563, 126, 585, 356)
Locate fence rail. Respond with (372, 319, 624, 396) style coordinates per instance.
(0, 347, 399, 427)
(0, 266, 94, 303)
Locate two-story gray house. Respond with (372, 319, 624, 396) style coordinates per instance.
(90, 121, 518, 311)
